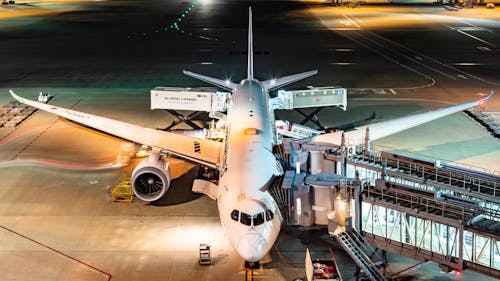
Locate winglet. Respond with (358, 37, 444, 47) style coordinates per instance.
(247, 7, 254, 80)
(9, 90, 23, 103)
(478, 90, 494, 107)
(482, 90, 494, 101)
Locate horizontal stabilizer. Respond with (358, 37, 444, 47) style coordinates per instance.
(183, 70, 237, 91)
(262, 70, 318, 92)
(314, 91, 494, 146)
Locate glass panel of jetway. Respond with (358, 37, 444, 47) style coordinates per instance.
(361, 202, 500, 272)
(345, 164, 380, 186)
(462, 231, 500, 269)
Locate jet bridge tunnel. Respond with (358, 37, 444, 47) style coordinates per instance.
(274, 138, 500, 280)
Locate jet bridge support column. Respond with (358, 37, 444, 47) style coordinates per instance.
(354, 171, 364, 281)
(340, 132, 347, 177)
(458, 223, 464, 271)
(354, 171, 362, 233)
(309, 151, 324, 175)
(364, 127, 370, 154)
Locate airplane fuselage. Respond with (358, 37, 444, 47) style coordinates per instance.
(217, 79, 282, 262)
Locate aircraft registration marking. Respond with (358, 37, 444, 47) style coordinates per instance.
(62, 109, 90, 120)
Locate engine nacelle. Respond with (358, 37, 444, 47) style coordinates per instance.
(131, 152, 171, 202)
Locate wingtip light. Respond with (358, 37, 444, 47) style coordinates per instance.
(479, 90, 494, 106)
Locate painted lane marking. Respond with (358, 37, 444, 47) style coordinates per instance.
(342, 15, 361, 29)
(445, 24, 496, 47)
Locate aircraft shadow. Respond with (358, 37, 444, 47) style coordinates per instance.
(150, 165, 202, 206)
(333, 112, 376, 131)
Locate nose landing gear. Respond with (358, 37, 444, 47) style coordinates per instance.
(244, 261, 260, 281)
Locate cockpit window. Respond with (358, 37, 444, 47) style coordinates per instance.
(253, 212, 265, 226)
(231, 210, 239, 222)
(240, 212, 252, 226)
(265, 210, 274, 221)
(233, 209, 272, 227)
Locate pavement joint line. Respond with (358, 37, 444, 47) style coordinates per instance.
(350, 97, 457, 105)
(420, 15, 499, 86)
(0, 225, 113, 281)
(11, 98, 82, 161)
(342, 14, 360, 29)
(377, 16, 499, 86)
(336, 31, 436, 89)
(328, 22, 447, 86)
(0, 96, 62, 145)
(453, 26, 496, 47)
(361, 30, 458, 81)
(0, 108, 36, 144)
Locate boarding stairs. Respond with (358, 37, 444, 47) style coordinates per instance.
(335, 229, 387, 281)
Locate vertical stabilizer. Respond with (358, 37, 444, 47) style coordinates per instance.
(247, 7, 254, 80)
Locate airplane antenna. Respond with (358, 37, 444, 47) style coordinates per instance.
(247, 7, 254, 80)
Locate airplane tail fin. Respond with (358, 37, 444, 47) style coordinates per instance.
(262, 70, 318, 92)
(183, 70, 237, 91)
(185, 7, 317, 92)
(247, 7, 254, 80)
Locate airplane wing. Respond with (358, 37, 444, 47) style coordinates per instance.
(314, 91, 493, 146)
(10, 90, 222, 168)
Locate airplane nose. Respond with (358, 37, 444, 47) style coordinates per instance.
(237, 233, 267, 262)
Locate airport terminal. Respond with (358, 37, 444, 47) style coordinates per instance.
(0, 0, 499, 280)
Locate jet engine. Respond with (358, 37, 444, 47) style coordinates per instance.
(131, 151, 171, 202)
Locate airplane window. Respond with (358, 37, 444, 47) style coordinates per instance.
(240, 212, 252, 226)
(231, 210, 239, 222)
(253, 212, 265, 226)
(265, 210, 274, 221)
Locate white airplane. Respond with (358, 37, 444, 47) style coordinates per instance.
(9, 7, 492, 263)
